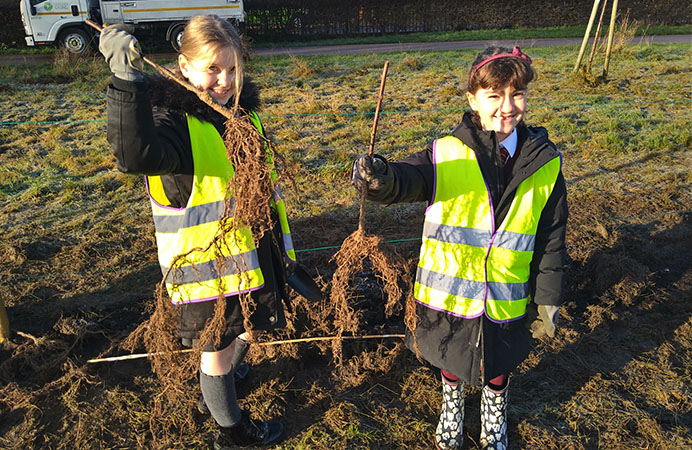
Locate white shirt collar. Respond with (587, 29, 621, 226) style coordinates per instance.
(499, 128, 518, 158)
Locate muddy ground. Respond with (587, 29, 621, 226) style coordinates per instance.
(1, 189, 690, 449)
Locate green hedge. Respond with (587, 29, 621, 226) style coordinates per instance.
(1, 0, 690, 48)
(242, 0, 692, 40)
(0, 0, 23, 48)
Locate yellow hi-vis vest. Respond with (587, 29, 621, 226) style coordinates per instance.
(413, 135, 561, 323)
(146, 111, 296, 304)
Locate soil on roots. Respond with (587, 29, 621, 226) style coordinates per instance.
(326, 226, 417, 366)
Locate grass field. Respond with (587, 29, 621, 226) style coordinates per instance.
(0, 39, 691, 449)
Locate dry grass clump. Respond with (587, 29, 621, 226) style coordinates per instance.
(336, 341, 403, 388)
(323, 400, 361, 433)
(290, 55, 318, 78)
(0, 316, 94, 380)
(399, 55, 424, 70)
(399, 366, 439, 414)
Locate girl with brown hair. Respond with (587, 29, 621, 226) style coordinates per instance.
(352, 46, 568, 449)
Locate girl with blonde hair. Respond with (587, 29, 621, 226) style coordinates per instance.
(99, 15, 297, 448)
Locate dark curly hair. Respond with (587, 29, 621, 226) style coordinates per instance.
(467, 46, 536, 95)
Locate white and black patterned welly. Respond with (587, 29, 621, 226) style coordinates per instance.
(479, 382, 509, 450)
(434, 379, 465, 450)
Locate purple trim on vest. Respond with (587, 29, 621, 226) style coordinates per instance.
(425, 139, 439, 214)
(145, 176, 185, 211)
(414, 297, 525, 323)
(558, 151, 563, 172)
(485, 311, 526, 324)
(171, 283, 266, 305)
(413, 297, 484, 319)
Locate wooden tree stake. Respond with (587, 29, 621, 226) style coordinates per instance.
(586, 0, 609, 73)
(574, 0, 602, 72)
(603, 0, 620, 78)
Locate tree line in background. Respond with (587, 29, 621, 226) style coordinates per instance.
(242, 0, 691, 40)
(0, 0, 690, 48)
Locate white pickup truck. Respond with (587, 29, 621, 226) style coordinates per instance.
(19, 0, 245, 54)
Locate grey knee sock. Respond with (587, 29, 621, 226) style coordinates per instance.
(199, 370, 243, 428)
(229, 337, 249, 373)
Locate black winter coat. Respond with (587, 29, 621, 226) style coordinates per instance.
(106, 74, 289, 350)
(366, 113, 568, 385)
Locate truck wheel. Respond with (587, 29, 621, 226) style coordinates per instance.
(170, 24, 185, 52)
(58, 28, 91, 55)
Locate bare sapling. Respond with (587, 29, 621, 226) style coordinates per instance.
(327, 61, 418, 365)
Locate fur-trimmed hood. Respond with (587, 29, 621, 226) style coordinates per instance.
(146, 73, 261, 123)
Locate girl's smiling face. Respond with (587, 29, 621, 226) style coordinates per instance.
(466, 84, 527, 141)
(179, 44, 238, 105)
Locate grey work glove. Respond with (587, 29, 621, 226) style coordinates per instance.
(351, 154, 390, 192)
(528, 304, 560, 338)
(98, 24, 144, 82)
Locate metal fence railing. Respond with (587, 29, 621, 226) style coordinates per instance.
(241, 0, 691, 41)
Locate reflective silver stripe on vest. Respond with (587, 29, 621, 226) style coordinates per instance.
(417, 267, 529, 302)
(487, 279, 529, 301)
(162, 250, 260, 284)
(493, 229, 535, 252)
(423, 222, 535, 252)
(423, 221, 490, 248)
(283, 232, 294, 253)
(153, 199, 230, 234)
(416, 266, 485, 300)
(273, 185, 284, 202)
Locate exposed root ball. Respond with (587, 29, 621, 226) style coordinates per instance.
(328, 227, 409, 365)
(222, 112, 276, 244)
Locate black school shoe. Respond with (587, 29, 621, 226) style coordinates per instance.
(198, 363, 250, 415)
(214, 410, 283, 449)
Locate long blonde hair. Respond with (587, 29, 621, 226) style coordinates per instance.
(179, 15, 245, 108)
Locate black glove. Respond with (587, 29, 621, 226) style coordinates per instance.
(351, 154, 390, 192)
(528, 304, 560, 338)
(98, 24, 144, 82)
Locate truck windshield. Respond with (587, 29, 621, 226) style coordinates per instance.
(30, 0, 47, 5)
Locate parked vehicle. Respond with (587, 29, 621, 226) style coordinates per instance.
(19, 0, 245, 54)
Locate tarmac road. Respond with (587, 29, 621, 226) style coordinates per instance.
(0, 34, 689, 65)
(251, 34, 691, 57)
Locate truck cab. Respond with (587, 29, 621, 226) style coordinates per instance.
(20, 0, 95, 53)
(20, 0, 244, 54)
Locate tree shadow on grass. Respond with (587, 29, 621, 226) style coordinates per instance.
(567, 150, 669, 185)
(510, 212, 692, 448)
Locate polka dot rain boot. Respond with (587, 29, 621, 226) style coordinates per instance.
(434, 376, 465, 450)
(480, 380, 509, 450)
